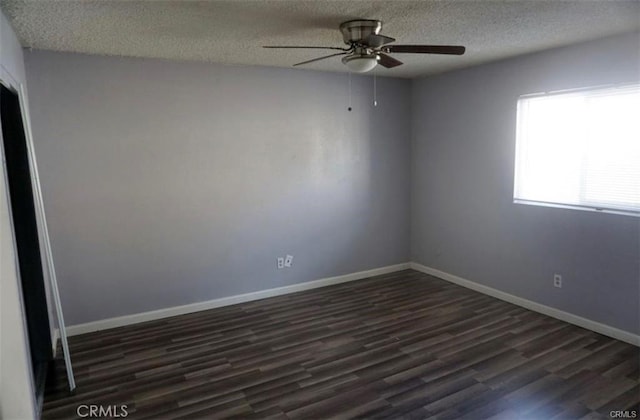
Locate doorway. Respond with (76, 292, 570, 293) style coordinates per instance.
(1, 84, 52, 403)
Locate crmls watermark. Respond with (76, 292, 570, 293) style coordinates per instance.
(76, 404, 128, 418)
(610, 410, 638, 419)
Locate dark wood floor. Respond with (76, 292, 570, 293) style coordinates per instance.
(44, 270, 639, 419)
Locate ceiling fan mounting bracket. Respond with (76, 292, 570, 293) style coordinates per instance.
(339, 19, 382, 45)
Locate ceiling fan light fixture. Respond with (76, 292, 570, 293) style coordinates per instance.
(342, 54, 379, 73)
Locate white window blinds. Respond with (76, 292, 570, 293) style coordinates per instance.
(514, 84, 640, 217)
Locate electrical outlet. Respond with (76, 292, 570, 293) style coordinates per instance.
(284, 255, 293, 267)
(553, 274, 562, 288)
(277, 257, 284, 269)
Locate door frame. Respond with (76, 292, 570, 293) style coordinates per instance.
(0, 67, 75, 416)
(0, 70, 40, 416)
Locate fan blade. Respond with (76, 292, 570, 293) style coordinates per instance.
(365, 33, 395, 48)
(377, 53, 403, 68)
(385, 45, 465, 55)
(293, 52, 348, 67)
(263, 46, 350, 51)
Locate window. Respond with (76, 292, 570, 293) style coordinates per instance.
(514, 84, 640, 217)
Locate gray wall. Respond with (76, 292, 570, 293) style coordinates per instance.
(411, 32, 640, 334)
(24, 51, 411, 325)
(25, 32, 639, 336)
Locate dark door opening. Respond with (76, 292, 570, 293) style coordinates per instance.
(1, 84, 52, 404)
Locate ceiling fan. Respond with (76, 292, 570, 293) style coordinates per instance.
(264, 19, 465, 73)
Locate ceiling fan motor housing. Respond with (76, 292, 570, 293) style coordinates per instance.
(340, 19, 382, 45)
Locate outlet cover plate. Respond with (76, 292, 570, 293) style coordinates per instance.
(284, 255, 293, 267)
(553, 274, 562, 288)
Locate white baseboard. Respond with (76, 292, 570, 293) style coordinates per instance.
(65, 261, 639, 346)
(66, 263, 411, 336)
(409, 262, 640, 347)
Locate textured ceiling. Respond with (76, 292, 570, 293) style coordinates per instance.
(2, 0, 639, 79)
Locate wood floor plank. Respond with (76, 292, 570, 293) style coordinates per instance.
(43, 270, 640, 419)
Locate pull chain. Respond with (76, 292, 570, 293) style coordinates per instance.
(373, 70, 377, 107)
(348, 71, 352, 111)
